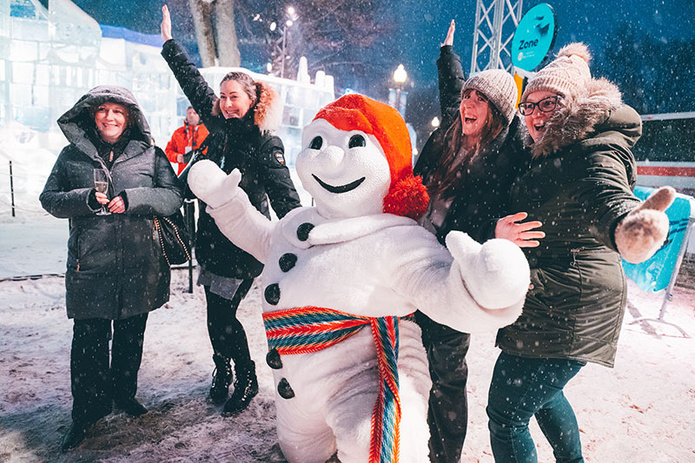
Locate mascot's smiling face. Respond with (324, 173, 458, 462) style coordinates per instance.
(297, 118, 391, 219)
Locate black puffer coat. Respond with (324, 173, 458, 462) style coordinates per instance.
(162, 39, 301, 279)
(497, 80, 643, 367)
(414, 46, 529, 244)
(40, 86, 183, 320)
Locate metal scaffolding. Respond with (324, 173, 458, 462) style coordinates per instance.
(470, 0, 524, 74)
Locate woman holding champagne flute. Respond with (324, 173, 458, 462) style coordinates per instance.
(40, 85, 183, 452)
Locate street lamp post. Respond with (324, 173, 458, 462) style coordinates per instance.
(390, 64, 408, 118)
(278, 6, 298, 79)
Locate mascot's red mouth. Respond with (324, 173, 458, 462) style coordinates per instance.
(312, 174, 365, 193)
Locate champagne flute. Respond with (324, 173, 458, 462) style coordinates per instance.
(93, 169, 111, 216)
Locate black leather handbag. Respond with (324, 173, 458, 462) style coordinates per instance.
(154, 211, 191, 265)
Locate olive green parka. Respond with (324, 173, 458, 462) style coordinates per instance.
(497, 79, 643, 367)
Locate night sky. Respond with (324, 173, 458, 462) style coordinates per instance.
(65, 0, 695, 140)
(68, 0, 695, 85)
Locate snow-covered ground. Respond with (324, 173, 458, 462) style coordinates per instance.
(1, 131, 694, 462)
(1, 264, 694, 462)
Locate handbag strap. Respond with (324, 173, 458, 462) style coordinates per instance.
(153, 215, 192, 266)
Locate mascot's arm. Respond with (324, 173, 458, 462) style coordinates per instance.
(395, 229, 529, 333)
(188, 160, 274, 263)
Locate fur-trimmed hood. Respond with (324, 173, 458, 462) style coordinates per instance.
(525, 77, 625, 158)
(211, 80, 282, 133)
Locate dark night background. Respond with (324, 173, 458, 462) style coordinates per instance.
(61, 0, 695, 149)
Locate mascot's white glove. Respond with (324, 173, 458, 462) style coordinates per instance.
(446, 231, 530, 309)
(615, 186, 675, 264)
(187, 160, 242, 208)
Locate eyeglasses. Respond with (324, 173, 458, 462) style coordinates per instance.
(518, 96, 561, 116)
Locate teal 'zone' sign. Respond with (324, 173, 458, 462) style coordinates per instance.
(511, 3, 557, 72)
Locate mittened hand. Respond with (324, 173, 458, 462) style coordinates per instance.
(187, 160, 242, 208)
(615, 186, 676, 264)
(446, 231, 530, 310)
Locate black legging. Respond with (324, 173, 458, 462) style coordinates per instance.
(415, 311, 471, 463)
(70, 313, 148, 424)
(204, 279, 254, 365)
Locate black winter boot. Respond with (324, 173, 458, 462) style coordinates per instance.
(114, 397, 148, 417)
(222, 361, 258, 416)
(209, 355, 233, 404)
(60, 421, 88, 452)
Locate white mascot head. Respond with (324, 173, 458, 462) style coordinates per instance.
(296, 94, 429, 220)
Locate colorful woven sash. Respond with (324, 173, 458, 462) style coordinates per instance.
(263, 306, 407, 463)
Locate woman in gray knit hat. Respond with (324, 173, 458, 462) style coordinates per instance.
(486, 43, 674, 462)
(413, 20, 543, 463)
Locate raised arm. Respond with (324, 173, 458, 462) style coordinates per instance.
(160, 5, 218, 123)
(437, 20, 465, 123)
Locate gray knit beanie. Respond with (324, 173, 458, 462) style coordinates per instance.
(522, 43, 592, 102)
(462, 69, 517, 125)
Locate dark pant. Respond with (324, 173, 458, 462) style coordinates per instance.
(415, 311, 471, 463)
(204, 280, 254, 366)
(487, 352, 585, 463)
(70, 313, 148, 424)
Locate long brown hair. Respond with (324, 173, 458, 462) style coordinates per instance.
(427, 89, 506, 199)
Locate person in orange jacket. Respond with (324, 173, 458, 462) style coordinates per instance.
(166, 106, 209, 174)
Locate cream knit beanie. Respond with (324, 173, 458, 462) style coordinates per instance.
(462, 69, 517, 125)
(522, 43, 592, 102)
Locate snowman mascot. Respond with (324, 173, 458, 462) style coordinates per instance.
(188, 94, 530, 463)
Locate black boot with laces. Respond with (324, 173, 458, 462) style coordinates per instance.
(209, 355, 233, 404)
(222, 361, 258, 416)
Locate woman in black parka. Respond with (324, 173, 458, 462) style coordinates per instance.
(160, 6, 301, 416)
(40, 85, 183, 452)
(413, 21, 542, 463)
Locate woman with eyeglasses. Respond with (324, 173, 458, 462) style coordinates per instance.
(413, 20, 541, 463)
(486, 43, 674, 462)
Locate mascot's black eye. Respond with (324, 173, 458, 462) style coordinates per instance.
(309, 136, 323, 150)
(349, 134, 366, 148)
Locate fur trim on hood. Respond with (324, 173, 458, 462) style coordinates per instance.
(253, 81, 282, 133)
(525, 77, 623, 158)
(212, 80, 282, 133)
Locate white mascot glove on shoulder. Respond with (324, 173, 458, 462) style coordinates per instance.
(187, 160, 242, 209)
(446, 231, 530, 309)
(615, 186, 675, 264)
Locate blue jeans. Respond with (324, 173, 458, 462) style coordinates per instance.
(486, 352, 585, 463)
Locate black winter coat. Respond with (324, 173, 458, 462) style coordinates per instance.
(40, 86, 183, 320)
(162, 39, 301, 279)
(497, 82, 643, 367)
(414, 46, 529, 244)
